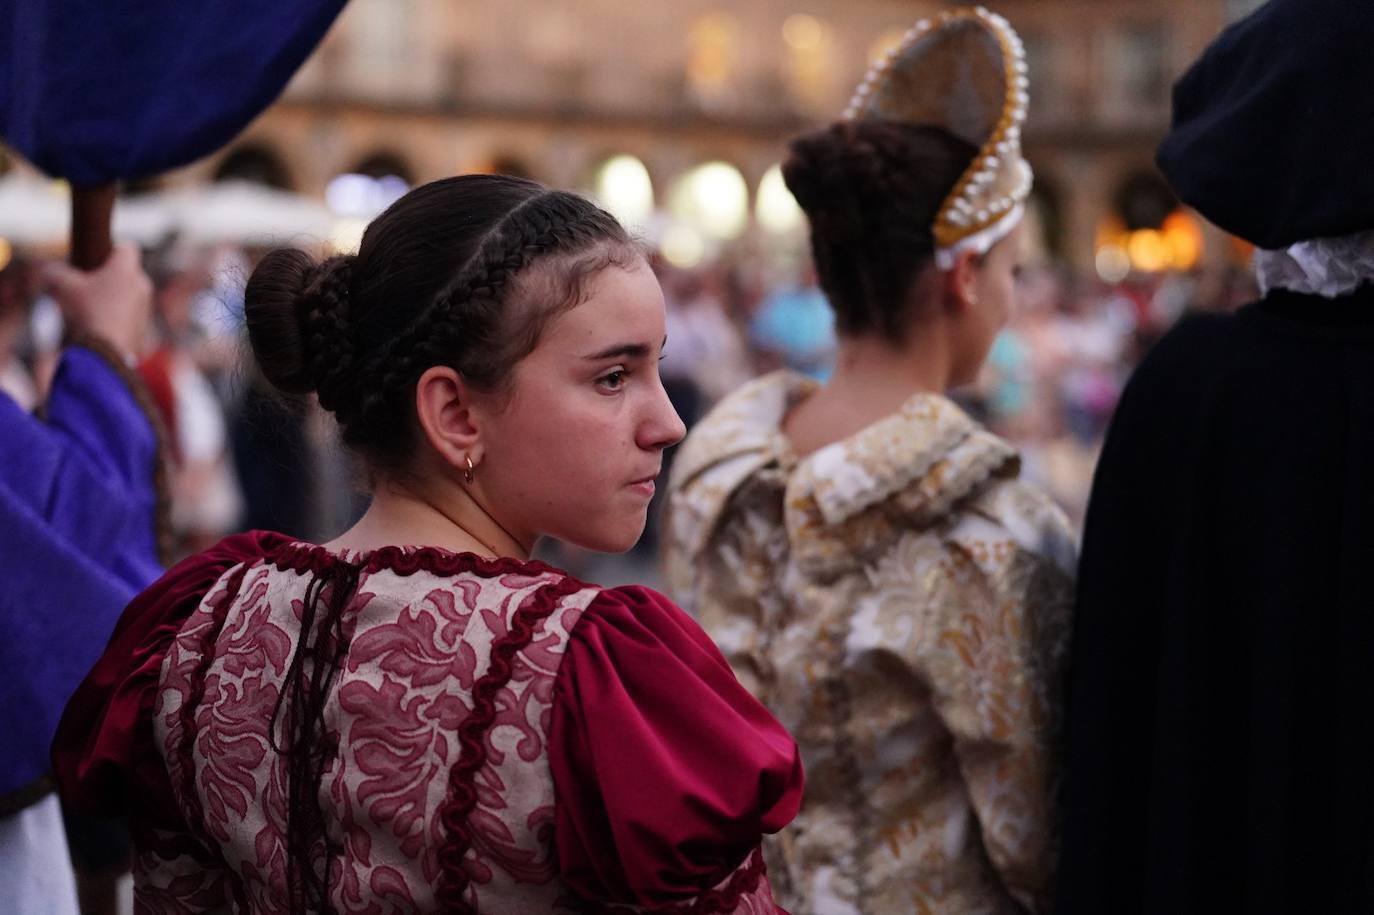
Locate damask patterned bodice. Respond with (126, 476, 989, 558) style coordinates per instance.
(126, 542, 791, 914)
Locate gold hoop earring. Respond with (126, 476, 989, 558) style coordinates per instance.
(464, 455, 476, 485)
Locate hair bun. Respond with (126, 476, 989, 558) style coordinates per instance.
(777, 119, 977, 340)
(245, 250, 356, 401)
(781, 123, 848, 213)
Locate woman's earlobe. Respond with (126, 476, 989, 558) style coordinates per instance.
(414, 365, 482, 471)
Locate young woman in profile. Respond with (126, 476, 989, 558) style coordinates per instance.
(53, 175, 803, 914)
(664, 9, 1075, 915)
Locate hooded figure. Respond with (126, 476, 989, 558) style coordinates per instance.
(1058, 2, 1374, 912)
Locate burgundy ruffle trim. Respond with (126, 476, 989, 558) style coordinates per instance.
(433, 572, 587, 912)
(268, 540, 573, 582)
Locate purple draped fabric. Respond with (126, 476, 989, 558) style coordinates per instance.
(0, 345, 161, 809)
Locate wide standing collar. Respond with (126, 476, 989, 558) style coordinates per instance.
(669, 371, 818, 493)
(783, 391, 1018, 573)
(666, 372, 817, 570)
(668, 374, 1019, 575)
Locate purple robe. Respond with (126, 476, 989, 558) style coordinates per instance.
(0, 345, 161, 811)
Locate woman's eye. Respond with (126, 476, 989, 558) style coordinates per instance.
(597, 369, 628, 391)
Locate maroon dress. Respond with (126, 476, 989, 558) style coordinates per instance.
(54, 531, 803, 913)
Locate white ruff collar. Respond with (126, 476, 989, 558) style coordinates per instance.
(1254, 229, 1374, 299)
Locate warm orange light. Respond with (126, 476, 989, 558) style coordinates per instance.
(783, 14, 833, 110)
(1127, 229, 1172, 272)
(688, 12, 740, 97)
(1161, 210, 1204, 270)
(783, 14, 824, 51)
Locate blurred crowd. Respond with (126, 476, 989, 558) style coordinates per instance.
(656, 251, 1260, 528)
(0, 237, 1258, 565)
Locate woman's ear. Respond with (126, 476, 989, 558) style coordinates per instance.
(414, 365, 483, 471)
(943, 250, 981, 314)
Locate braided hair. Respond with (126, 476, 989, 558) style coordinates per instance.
(782, 119, 978, 341)
(241, 174, 638, 914)
(245, 174, 637, 470)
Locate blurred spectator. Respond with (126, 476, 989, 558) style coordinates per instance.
(1054, 280, 1130, 444)
(138, 248, 241, 555)
(748, 262, 836, 380)
(660, 262, 753, 415)
(228, 366, 320, 541)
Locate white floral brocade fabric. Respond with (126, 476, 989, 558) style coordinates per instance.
(664, 372, 1077, 915)
(138, 547, 779, 915)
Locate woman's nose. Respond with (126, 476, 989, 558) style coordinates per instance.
(640, 378, 687, 451)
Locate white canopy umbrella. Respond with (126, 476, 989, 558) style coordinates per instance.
(0, 171, 70, 245)
(118, 180, 336, 247)
(112, 194, 177, 244)
(0, 170, 177, 246)
(0, 174, 336, 249)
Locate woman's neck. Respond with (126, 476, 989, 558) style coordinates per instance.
(830, 330, 953, 407)
(783, 328, 954, 458)
(326, 477, 532, 561)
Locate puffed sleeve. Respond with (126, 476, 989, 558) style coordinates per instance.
(549, 585, 803, 907)
(920, 503, 1075, 914)
(51, 529, 291, 828)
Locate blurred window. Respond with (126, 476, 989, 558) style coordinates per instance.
(214, 145, 292, 190)
(354, 0, 411, 65)
(1021, 31, 1065, 126)
(1102, 23, 1171, 118)
(687, 11, 741, 108)
(1026, 179, 1064, 264)
(755, 165, 803, 236)
(782, 13, 835, 113)
(593, 155, 655, 230)
(352, 152, 415, 186)
(669, 161, 749, 242)
(346, 0, 417, 99)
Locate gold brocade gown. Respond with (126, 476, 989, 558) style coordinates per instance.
(664, 371, 1077, 915)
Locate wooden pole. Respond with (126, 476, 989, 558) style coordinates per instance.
(69, 183, 117, 270)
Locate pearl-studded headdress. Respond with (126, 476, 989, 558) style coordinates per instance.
(845, 6, 1032, 270)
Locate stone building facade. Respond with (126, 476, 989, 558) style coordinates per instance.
(145, 0, 1253, 268)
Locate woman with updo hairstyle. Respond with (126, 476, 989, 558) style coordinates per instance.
(53, 174, 803, 914)
(664, 10, 1075, 915)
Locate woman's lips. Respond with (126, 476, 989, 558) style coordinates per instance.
(627, 472, 659, 497)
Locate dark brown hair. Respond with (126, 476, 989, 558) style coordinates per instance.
(782, 119, 978, 340)
(244, 174, 637, 473)
(242, 174, 637, 913)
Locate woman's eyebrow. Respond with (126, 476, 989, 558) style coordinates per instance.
(582, 336, 668, 361)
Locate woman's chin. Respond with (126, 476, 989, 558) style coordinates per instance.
(560, 516, 648, 556)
